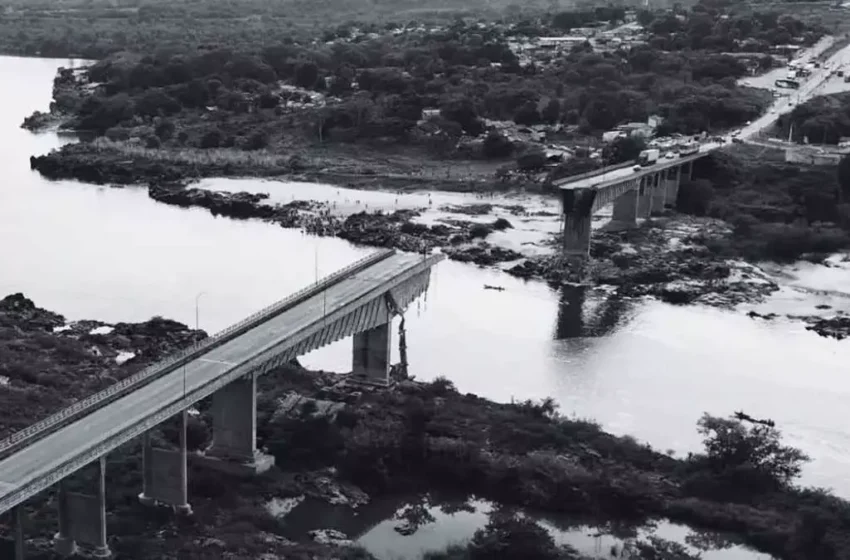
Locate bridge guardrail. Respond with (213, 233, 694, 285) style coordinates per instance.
(552, 159, 637, 187)
(0, 249, 396, 459)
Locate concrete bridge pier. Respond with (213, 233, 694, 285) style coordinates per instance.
(651, 172, 667, 214)
(12, 505, 25, 560)
(560, 188, 597, 258)
(637, 176, 654, 219)
(611, 188, 638, 229)
(352, 305, 392, 385)
(138, 410, 192, 514)
(204, 374, 275, 475)
(54, 457, 110, 558)
(665, 166, 682, 207)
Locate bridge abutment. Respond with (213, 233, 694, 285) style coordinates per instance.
(138, 410, 192, 514)
(560, 188, 596, 258)
(352, 315, 392, 386)
(203, 374, 274, 475)
(54, 457, 110, 558)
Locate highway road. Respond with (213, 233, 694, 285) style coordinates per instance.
(562, 36, 850, 192)
(0, 251, 433, 513)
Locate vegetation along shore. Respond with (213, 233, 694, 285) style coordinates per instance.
(5, 0, 850, 556)
(1, 293, 850, 559)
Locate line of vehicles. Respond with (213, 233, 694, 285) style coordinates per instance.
(636, 139, 701, 167)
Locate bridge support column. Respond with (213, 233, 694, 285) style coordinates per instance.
(611, 188, 638, 229)
(686, 160, 693, 181)
(204, 374, 274, 476)
(666, 166, 681, 208)
(139, 410, 192, 514)
(651, 172, 667, 215)
(13, 506, 25, 560)
(637, 177, 653, 219)
(54, 457, 110, 558)
(352, 318, 392, 385)
(560, 188, 597, 259)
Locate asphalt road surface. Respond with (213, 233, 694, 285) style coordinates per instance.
(562, 36, 850, 192)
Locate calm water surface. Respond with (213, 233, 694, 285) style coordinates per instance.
(3, 55, 850, 522)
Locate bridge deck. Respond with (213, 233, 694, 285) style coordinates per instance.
(559, 147, 712, 192)
(0, 252, 433, 512)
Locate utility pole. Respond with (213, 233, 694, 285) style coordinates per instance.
(185, 291, 206, 400)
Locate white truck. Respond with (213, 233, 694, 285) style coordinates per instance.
(678, 141, 700, 156)
(638, 148, 660, 166)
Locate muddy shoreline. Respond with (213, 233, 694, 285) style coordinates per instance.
(2, 293, 850, 559)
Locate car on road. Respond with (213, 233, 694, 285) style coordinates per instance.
(732, 137, 744, 144)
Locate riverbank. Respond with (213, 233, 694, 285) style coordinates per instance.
(29, 140, 850, 341)
(2, 293, 850, 559)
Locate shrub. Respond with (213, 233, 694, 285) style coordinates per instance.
(688, 414, 809, 494)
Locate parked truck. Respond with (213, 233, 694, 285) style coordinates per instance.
(638, 148, 660, 166)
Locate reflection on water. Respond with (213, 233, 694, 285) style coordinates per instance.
(275, 494, 772, 560)
(555, 285, 633, 340)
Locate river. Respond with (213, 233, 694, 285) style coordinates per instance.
(3, 56, 850, 559)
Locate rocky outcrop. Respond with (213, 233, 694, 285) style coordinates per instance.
(805, 316, 850, 340)
(147, 184, 526, 267)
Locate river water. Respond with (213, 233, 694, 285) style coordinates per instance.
(3, 56, 850, 558)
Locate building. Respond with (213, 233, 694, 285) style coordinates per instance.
(538, 37, 588, 49)
(617, 122, 654, 139)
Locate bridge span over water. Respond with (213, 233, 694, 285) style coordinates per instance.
(555, 147, 716, 257)
(0, 248, 443, 559)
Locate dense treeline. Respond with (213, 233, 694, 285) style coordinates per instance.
(45, 0, 818, 157)
(778, 92, 850, 145)
(0, 0, 822, 60)
(678, 150, 850, 261)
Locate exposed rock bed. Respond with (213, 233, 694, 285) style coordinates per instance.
(508, 216, 781, 308)
(146, 182, 524, 266)
(0, 293, 206, 438)
(805, 315, 850, 340)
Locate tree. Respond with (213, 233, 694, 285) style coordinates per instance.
(637, 9, 655, 27)
(483, 131, 514, 158)
(516, 150, 547, 171)
(837, 154, 850, 203)
(604, 136, 646, 165)
(692, 414, 809, 490)
(154, 119, 175, 141)
(440, 97, 484, 136)
(468, 512, 572, 560)
(200, 129, 223, 149)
